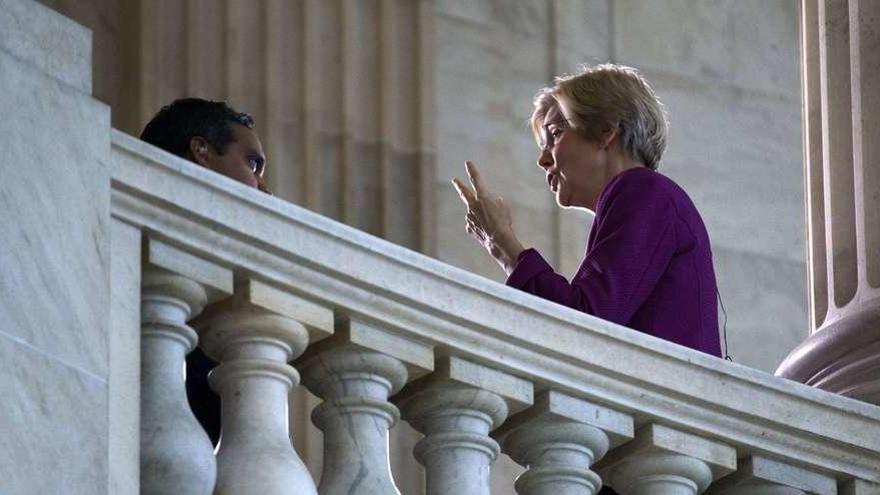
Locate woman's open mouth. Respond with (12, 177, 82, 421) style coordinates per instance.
(547, 173, 559, 193)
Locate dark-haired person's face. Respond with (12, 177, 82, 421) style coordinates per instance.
(202, 124, 266, 189)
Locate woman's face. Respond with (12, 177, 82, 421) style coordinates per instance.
(536, 106, 609, 210)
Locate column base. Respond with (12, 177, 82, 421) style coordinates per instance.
(776, 302, 880, 405)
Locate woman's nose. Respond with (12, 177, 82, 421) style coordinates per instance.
(537, 147, 553, 169)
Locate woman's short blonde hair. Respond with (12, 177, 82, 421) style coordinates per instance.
(530, 64, 669, 170)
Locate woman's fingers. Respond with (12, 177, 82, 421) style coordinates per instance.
(456, 161, 509, 245)
(451, 177, 477, 206)
(465, 161, 489, 198)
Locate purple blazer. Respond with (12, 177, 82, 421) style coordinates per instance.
(507, 167, 722, 357)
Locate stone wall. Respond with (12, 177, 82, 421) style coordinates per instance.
(44, 0, 802, 373)
(0, 0, 111, 492)
(432, 0, 805, 373)
(0, 1, 828, 492)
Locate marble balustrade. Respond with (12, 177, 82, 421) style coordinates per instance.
(110, 129, 880, 494)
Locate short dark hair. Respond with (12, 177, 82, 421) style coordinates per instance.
(140, 98, 255, 158)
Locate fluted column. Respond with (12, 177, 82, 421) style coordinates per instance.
(706, 455, 836, 495)
(396, 356, 533, 495)
(193, 279, 333, 495)
(297, 318, 433, 494)
(94, 0, 435, 251)
(139, 239, 234, 495)
(596, 424, 736, 495)
(495, 391, 634, 495)
(777, 0, 880, 405)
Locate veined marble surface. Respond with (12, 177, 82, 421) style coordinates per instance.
(0, 1, 110, 493)
(108, 217, 141, 495)
(0, 0, 91, 93)
(0, 48, 110, 378)
(0, 333, 107, 493)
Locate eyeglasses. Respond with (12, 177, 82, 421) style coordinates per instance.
(539, 119, 571, 151)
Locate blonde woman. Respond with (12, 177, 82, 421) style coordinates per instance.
(453, 64, 721, 357)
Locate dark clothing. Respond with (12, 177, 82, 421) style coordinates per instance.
(507, 167, 721, 356)
(186, 348, 221, 445)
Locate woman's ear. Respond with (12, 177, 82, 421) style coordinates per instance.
(188, 136, 212, 167)
(598, 125, 619, 150)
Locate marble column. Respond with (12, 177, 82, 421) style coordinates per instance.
(706, 455, 836, 495)
(396, 356, 533, 495)
(596, 424, 736, 495)
(193, 278, 334, 495)
(139, 239, 234, 494)
(494, 390, 634, 495)
(296, 318, 433, 495)
(776, 0, 880, 405)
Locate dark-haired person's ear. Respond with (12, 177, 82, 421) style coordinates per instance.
(188, 136, 212, 167)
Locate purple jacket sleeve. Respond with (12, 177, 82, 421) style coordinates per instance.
(506, 174, 679, 326)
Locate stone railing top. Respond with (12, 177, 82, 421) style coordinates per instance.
(110, 129, 880, 483)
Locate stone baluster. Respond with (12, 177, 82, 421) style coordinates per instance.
(395, 356, 533, 495)
(139, 239, 233, 495)
(193, 279, 333, 495)
(494, 390, 634, 495)
(596, 424, 736, 495)
(707, 455, 836, 495)
(297, 318, 433, 494)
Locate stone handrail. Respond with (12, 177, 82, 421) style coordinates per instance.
(110, 128, 880, 494)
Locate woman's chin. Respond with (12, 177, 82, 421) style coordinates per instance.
(554, 188, 570, 207)
(555, 192, 591, 210)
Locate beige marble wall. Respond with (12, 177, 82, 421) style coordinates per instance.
(613, 0, 806, 371)
(430, 0, 804, 373)
(40, 0, 436, 250)
(38, 0, 805, 374)
(28, 0, 806, 491)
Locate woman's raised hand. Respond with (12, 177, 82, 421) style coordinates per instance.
(451, 161, 525, 275)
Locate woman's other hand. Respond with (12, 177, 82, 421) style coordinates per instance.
(451, 161, 525, 275)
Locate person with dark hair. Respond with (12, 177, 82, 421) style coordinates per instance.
(141, 97, 271, 445)
(141, 97, 270, 193)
